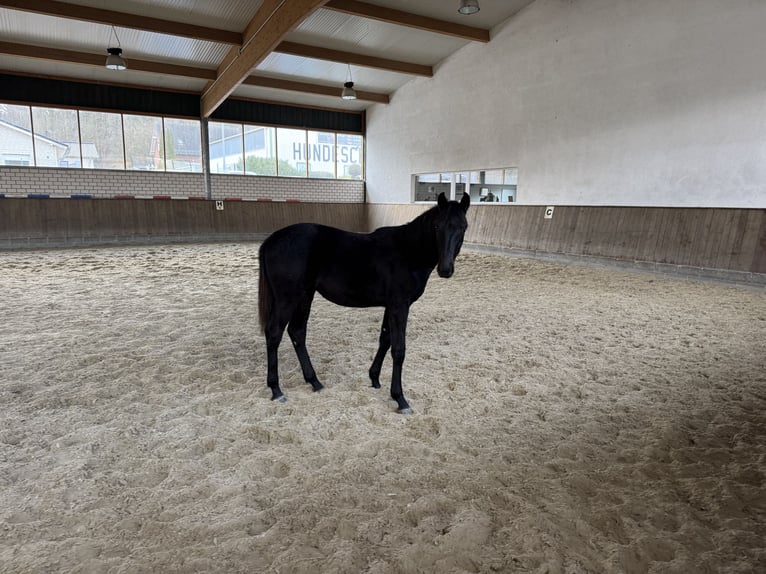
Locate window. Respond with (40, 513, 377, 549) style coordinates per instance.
(32, 107, 79, 168)
(276, 127, 307, 177)
(337, 133, 363, 180)
(164, 118, 201, 172)
(244, 125, 276, 175)
(1, 155, 31, 166)
(414, 168, 518, 203)
(0, 104, 34, 165)
(209, 121, 243, 174)
(413, 173, 451, 202)
(79, 111, 124, 169)
(209, 124, 363, 180)
(0, 102, 364, 180)
(124, 114, 164, 170)
(501, 168, 518, 203)
(308, 131, 335, 179)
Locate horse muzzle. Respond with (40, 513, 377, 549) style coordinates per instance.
(437, 264, 454, 278)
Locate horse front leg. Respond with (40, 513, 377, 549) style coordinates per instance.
(369, 309, 390, 389)
(387, 305, 411, 414)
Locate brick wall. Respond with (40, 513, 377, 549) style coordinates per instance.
(0, 167, 365, 202)
(210, 174, 364, 202)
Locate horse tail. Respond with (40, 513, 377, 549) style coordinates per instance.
(258, 245, 272, 334)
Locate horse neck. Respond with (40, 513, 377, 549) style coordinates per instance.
(398, 208, 439, 268)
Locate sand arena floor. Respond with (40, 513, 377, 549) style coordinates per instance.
(0, 243, 764, 574)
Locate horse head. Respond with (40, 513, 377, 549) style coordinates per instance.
(434, 192, 470, 278)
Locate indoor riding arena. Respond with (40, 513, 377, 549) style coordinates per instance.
(1, 2, 764, 574)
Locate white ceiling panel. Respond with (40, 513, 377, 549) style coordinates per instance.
(257, 52, 410, 93)
(291, 8, 468, 65)
(51, 0, 261, 31)
(349, 0, 533, 29)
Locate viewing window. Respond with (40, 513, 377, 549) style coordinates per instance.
(414, 168, 518, 203)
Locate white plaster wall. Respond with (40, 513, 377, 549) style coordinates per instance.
(365, 0, 766, 207)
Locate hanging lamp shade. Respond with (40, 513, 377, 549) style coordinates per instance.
(458, 0, 480, 15)
(341, 63, 357, 100)
(105, 25, 127, 70)
(341, 81, 357, 100)
(105, 47, 127, 70)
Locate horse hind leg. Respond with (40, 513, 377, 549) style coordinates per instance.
(287, 293, 323, 393)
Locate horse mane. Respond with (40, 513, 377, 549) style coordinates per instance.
(405, 203, 440, 231)
(385, 203, 440, 266)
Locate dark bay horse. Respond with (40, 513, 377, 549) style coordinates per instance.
(258, 192, 470, 413)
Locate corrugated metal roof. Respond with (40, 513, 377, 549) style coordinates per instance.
(57, 0, 259, 31)
(0, 0, 534, 113)
(291, 8, 468, 65)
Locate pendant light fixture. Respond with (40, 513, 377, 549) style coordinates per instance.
(458, 0, 480, 15)
(341, 63, 357, 100)
(105, 25, 127, 70)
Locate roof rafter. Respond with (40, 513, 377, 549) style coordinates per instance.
(324, 0, 490, 42)
(275, 41, 431, 77)
(243, 75, 388, 104)
(201, 0, 330, 117)
(0, 40, 216, 79)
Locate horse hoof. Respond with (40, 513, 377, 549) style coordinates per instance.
(371, 383, 381, 389)
(398, 407, 413, 415)
(307, 378, 323, 392)
(272, 395, 287, 403)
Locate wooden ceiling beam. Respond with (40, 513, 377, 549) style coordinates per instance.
(0, 40, 217, 79)
(243, 75, 389, 103)
(0, 0, 242, 44)
(201, 0, 329, 118)
(324, 0, 490, 42)
(275, 40, 432, 77)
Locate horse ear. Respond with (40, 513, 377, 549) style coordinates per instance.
(437, 192, 448, 208)
(460, 192, 470, 212)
